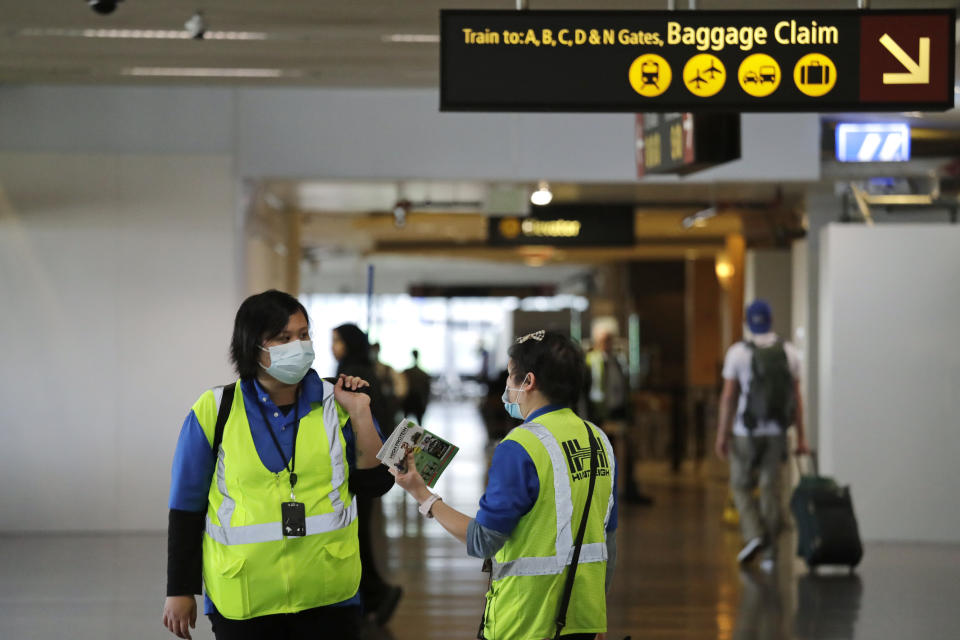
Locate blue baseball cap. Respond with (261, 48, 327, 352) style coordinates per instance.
(745, 299, 772, 334)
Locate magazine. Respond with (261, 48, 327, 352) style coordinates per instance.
(377, 419, 459, 488)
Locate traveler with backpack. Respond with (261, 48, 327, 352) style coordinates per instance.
(715, 300, 809, 571)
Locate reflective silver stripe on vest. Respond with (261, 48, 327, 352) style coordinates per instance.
(491, 422, 609, 581)
(492, 542, 607, 579)
(212, 385, 224, 413)
(321, 380, 347, 513)
(593, 426, 616, 529)
(216, 447, 236, 530)
(205, 499, 357, 546)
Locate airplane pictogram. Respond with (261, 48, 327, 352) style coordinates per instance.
(687, 69, 708, 89)
(703, 59, 723, 79)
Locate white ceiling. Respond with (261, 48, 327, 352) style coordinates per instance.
(1, 0, 957, 86)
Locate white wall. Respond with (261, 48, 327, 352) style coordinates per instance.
(1, 85, 821, 183)
(0, 153, 238, 531)
(236, 89, 819, 182)
(818, 224, 960, 543)
(791, 239, 811, 448)
(744, 249, 792, 338)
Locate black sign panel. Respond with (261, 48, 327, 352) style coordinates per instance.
(440, 9, 955, 112)
(488, 204, 634, 247)
(636, 112, 740, 176)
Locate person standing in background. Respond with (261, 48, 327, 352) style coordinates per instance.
(586, 323, 652, 506)
(401, 349, 432, 426)
(331, 324, 403, 626)
(370, 342, 403, 431)
(715, 299, 809, 572)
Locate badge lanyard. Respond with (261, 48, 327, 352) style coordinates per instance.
(258, 402, 302, 501)
(258, 400, 309, 537)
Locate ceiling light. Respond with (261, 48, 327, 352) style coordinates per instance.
(530, 181, 553, 206)
(382, 34, 440, 43)
(715, 256, 735, 281)
(123, 67, 299, 78)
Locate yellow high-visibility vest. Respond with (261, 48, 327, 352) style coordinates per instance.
(483, 407, 615, 640)
(193, 380, 360, 620)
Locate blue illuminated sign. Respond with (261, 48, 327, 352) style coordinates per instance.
(835, 123, 910, 162)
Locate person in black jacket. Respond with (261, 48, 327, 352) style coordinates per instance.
(331, 323, 403, 626)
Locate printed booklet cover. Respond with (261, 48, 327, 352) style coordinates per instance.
(376, 419, 459, 488)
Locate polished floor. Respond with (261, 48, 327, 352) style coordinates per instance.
(1, 401, 958, 640)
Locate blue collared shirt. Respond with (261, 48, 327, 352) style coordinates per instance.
(169, 370, 381, 614)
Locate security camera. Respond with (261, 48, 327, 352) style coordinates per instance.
(185, 11, 207, 39)
(88, 0, 123, 14)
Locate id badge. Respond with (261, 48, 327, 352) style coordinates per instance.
(281, 501, 306, 537)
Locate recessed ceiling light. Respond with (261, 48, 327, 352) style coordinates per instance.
(381, 34, 440, 43)
(123, 67, 298, 78)
(530, 181, 553, 206)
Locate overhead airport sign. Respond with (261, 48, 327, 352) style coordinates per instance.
(488, 204, 635, 247)
(440, 10, 955, 112)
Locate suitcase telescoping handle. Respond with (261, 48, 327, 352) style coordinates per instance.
(794, 451, 819, 478)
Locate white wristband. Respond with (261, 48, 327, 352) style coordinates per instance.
(418, 493, 442, 519)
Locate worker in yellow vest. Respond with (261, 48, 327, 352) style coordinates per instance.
(162, 290, 393, 640)
(391, 330, 618, 640)
(586, 324, 650, 506)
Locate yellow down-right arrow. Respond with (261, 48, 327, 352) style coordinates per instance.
(879, 33, 930, 85)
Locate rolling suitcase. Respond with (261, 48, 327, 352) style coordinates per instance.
(789, 455, 863, 571)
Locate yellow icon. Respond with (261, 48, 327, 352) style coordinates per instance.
(628, 54, 671, 97)
(794, 53, 836, 97)
(683, 54, 726, 97)
(738, 53, 781, 98)
(499, 217, 521, 239)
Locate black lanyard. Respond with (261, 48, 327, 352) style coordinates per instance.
(257, 401, 302, 499)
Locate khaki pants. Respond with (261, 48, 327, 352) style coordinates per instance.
(729, 435, 786, 550)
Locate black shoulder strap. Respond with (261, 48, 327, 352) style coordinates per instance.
(553, 421, 600, 640)
(212, 382, 236, 455)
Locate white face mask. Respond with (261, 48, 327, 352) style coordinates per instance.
(260, 340, 315, 384)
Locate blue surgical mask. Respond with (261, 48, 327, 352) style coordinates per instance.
(501, 375, 530, 421)
(260, 340, 315, 384)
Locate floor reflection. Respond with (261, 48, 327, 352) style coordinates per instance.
(794, 573, 863, 640)
(733, 569, 786, 640)
(1, 400, 958, 640)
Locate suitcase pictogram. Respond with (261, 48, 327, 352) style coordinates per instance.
(802, 61, 831, 85)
